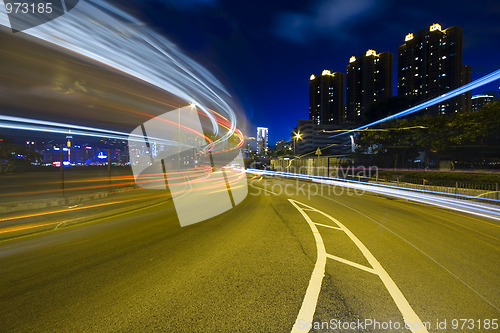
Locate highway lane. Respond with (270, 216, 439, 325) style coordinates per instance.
(0, 181, 310, 332)
(254, 176, 500, 332)
(0, 175, 499, 332)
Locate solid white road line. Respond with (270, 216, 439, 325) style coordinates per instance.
(326, 253, 376, 274)
(289, 199, 327, 333)
(289, 199, 429, 333)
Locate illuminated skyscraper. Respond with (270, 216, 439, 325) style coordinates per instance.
(309, 70, 345, 125)
(398, 23, 472, 114)
(346, 50, 393, 123)
(256, 127, 268, 154)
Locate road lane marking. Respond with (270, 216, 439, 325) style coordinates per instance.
(326, 253, 376, 274)
(64, 204, 82, 209)
(289, 199, 429, 333)
(320, 194, 500, 312)
(54, 222, 67, 230)
(289, 200, 326, 333)
(313, 222, 342, 231)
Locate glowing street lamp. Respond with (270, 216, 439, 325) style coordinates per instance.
(293, 131, 302, 156)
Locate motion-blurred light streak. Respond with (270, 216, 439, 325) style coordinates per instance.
(129, 106, 248, 226)
(0, 0, 239, 147)
(0, 191, 169, 226)
(330, 69, 500, 138)
(247, 169, 500, 221)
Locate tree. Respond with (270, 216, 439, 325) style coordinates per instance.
(0, 136, 44, 172)
(354, 101, 500, 168)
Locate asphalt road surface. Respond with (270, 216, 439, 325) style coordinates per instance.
(1, 175, 499, 332)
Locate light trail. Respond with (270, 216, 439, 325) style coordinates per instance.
(0, 168, 246, 229)
(247, 169, 500, 221)
(321, 126, 428, 133)
(0, 106, 241, 147)
(0, 166, 245, 200)
(0, 191, 167, 224)
(0, 168, 210, 197)
(0, 0, 239, 150)
(329, 69, 500, 138)
(0, 114, 178, 145)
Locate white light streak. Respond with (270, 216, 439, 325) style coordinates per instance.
(0, 0, 237, 148)
(247, 169, 500, 221)
(0, 116, 178, 145)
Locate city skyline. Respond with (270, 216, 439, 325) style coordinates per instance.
(120, 0, 500, 145)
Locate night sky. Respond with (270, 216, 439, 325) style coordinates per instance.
(118, 0, 500, 145)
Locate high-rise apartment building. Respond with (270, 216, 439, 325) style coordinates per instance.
(309, 70, 345, 125)
(398, 23, 472, 114)
(346, 50, 393, 123)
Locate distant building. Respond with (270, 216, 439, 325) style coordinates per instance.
(471, 94, 494, 111)
(40, 139, 129, 166)
(309, 70, 345, 125)
(346, 49, 393, 123)
(275, 140, 292, 153)
(256, 127, 268, 154)
(244, 136, 257, 150)
(398, 23, 472, 114)
(292, 119, 351, 156)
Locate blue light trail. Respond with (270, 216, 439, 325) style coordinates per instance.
(330, 69, 500, 138)
(247, 169, 500, 221)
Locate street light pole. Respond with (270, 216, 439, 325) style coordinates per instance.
(293, 132, 302, 157)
